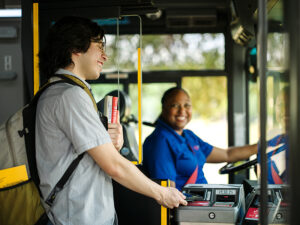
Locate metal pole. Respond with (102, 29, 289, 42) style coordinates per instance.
(257, 0, 268, 224)
(285, 0, 300, 224)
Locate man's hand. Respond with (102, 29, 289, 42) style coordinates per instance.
(108, 122, 123, 151)
(88, 143, 187, 210)
(157, 187, 187, 209)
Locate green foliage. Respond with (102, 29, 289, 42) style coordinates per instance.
(90, 83, 122, 102)
(103, 33, 224, 72)
(129, 83, 176, 122)
(182, 77, 227, 120)
(267, 33, 287, 69)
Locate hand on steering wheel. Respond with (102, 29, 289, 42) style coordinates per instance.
(219, 159, 258, 174)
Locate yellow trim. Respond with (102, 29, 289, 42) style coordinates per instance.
(138, 48, 142, 164)
(0, 165, 28, 188)
(33, 3, 40, 95)
(161, 180, 168, 225)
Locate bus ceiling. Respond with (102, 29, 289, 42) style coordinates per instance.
(13, 0, 282, 38)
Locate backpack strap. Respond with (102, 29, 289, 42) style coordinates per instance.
(55, 74, 108, 130)
(24, 80, 79, 197)
(24, 75, 98, 205)
(54, 74, 98, 112)
(45, 154, 84, 206)
(44, 75, 99, 206)
(54, 74, 108, 129)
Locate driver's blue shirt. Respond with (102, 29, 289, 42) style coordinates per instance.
(143, 119, 213, 190)
(257, 134, 288, 184)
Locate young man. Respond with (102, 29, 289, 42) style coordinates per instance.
(37, 16, 186, 225)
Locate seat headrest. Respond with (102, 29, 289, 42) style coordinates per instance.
(97, 90, 132, 120)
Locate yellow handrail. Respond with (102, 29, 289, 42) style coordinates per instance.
(160, 180, 169, 225)
(33, 3, 39, 95)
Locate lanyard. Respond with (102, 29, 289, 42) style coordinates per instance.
(184, 143, 198, 186)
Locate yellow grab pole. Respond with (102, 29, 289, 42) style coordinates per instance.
(33, 3, 39, 95)
(160, 180, 169, 225)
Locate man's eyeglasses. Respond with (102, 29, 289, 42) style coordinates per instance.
(91, 38, 106, 52)
(96, 41, 106, 52)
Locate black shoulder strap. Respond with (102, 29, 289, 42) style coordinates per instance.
(44, 75, 101, 206)
(45, 154, 84, 206)
(24, 80, 78, 197)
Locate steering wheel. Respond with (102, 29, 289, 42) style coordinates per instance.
(219, 159, 257, 174)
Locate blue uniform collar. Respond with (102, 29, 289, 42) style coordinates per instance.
(157, 118, 188, 144)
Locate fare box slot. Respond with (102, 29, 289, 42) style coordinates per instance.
(175, 184, 245, 224)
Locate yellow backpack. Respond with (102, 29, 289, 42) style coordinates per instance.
(0, 74, 98, 225)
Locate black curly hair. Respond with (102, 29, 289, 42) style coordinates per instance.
(39, 16, 105, 79)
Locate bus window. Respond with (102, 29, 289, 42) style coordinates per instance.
(129, 83, 176, 141)
(249, 75, 279, 144)
(248, 75, 279, 180)
(101, 34, 140, 72)
(142, 34, 225, 71)
(267, 33, 288, 71)
(248, 32, 289, 183)
(102, 33, 224, 72)
(90, 84, 124, 103)
(182, 76, 228, 184)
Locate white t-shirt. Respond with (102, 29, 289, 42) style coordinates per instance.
(36, 70, 115, 225)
